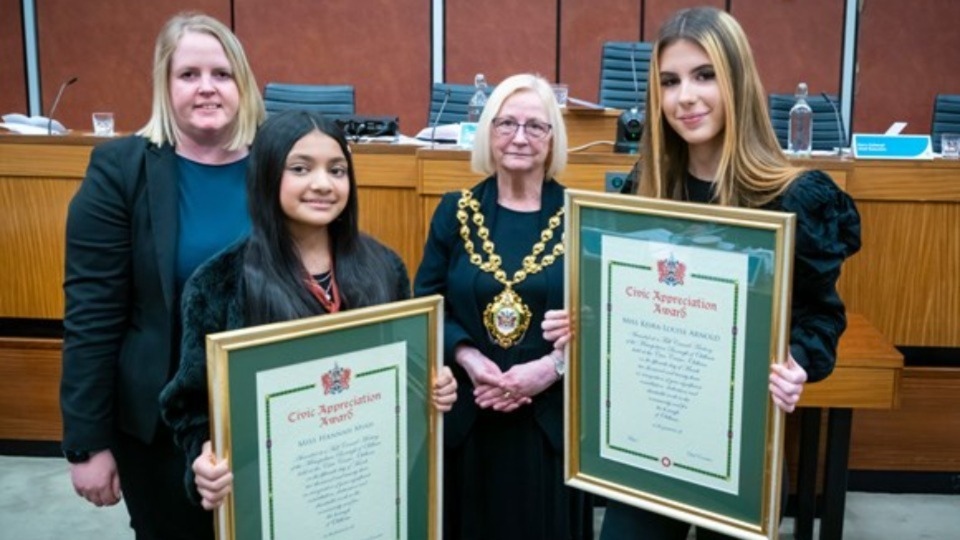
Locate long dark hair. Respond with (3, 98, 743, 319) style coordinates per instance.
(243, 109, 397, 325)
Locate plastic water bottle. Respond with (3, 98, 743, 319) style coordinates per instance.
(788, 82, 813, 156)
(467, 74, 488, 122)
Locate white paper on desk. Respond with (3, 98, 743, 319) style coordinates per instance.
(415, 123, 461, 142)
(884, 122, 907, 136)
(567, 97, 606, 110)
(2, 113, 67, 134)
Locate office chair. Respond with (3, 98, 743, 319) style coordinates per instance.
(768, 93, 846, 151)
(931, 94, 960, 153)
(263, 83, 356, 117)
(598, 42, 653, 111)
(427, 82, 493, 125)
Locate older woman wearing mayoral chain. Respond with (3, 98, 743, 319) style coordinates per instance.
(61, 12, 264, 539)
(415, 73, 593, 540)
(556, 7, 860, 539)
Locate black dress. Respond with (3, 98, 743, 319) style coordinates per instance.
(415, 176, 592, 540)
(600, 170, 861, 539)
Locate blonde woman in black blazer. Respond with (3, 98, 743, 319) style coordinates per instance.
(60, 12, 264, 539)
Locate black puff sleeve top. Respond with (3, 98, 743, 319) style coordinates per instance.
(685, 169, 862, 382)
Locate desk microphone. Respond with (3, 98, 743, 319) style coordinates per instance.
(820, 92, 846, 155)
(430, 88, 452, 149)
(615, 44, 644, 154)
(48, 76, 79, 135)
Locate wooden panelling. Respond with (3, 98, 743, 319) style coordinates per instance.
(352, 144, 419, 188)
(0, 338, 62, 441)
(36, 1, 229, 133)
(560, 0, 641, 104)
(644, 0, 725, 38)
(0, 137, 95, 178)
(846, 161, 960, 202)
(856, 0, 960, 135)
(564, 108, 623, 150)
(838, 201, 959, 347)
(799, 315, 903, 410)
(731, 0, 843, 95)
(850, 367, 960, 471)
(0, 0, 26, 116)
(446, 0, 557, 86)
(0, 177, 80, 319)
(235, 0, 430, 134)
(356, 186, 420, 280)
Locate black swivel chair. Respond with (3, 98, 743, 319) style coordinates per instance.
(931, 94, 960, 153)
(598, 42, 653, 111)
(768, 93, 846, 151)
(427, 82, 493, 125)
(263, 83, 356, 117)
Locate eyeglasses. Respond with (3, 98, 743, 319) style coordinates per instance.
(491, 117, 552, 140)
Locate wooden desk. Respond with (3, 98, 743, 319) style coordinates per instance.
(794, 313, 904, 540)
(561, 107, 622, 151)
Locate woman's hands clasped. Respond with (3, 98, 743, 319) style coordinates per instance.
(455, 344, 561, 413)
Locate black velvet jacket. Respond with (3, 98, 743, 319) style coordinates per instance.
(160, 237, 409, 503)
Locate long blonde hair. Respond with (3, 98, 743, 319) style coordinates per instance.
(138, 12, 264, 150)
(639, 7, 802, 207)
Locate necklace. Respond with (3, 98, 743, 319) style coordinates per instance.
(305, 269, 341, 313)
(456, 189, 564, 348)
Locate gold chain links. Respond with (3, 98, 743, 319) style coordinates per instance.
(456, 189, 564, 286)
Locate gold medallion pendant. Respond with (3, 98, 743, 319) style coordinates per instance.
(483, 286, 532, 348)
(457, 189, 564, 348)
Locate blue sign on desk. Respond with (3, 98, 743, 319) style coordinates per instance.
(852, 134, 933, 160)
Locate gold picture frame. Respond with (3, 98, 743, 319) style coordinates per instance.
(563, 189, 795, 540)
(205, 296, 444, 540)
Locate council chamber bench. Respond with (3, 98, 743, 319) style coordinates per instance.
(1, 132, 956, 540)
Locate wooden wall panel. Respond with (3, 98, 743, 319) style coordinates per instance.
(731, 0, 843, 96)
(0, 0, 27, 116)
(643, 0, 724, 38)
(0, 339, 62, 441)
(850, 368, 960, 471)
(235, 0, 431, 135)
(36, 1, 229, 134)
(837, 200, 959, 347)
(446, 0, 557, 87)
(856, 0, 960, 134)
(559, 0, 641, 104)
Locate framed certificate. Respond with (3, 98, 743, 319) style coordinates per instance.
(205, 296, 444, 540)
(563, 189, 795, 540)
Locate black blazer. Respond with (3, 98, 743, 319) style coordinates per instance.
(61, 136, 183, 452)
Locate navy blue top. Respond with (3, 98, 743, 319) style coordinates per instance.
(175, 155, 251, 292)
(684, 170, 861, 382)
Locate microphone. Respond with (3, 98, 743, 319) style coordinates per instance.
(615, 44, 644, 154)
(430, 88, 452, 149)
(630, 43, 641, 111)
(48, 76, 79, 135)
(820, 92, 846, 155)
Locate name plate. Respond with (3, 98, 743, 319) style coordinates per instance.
(852, 134, 933, 160)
